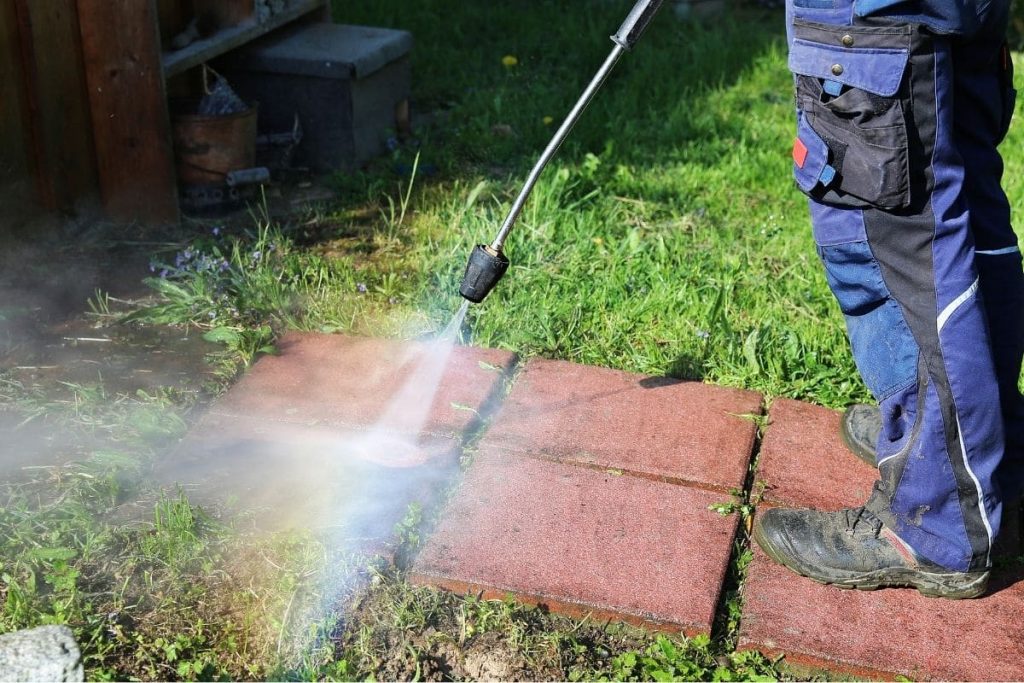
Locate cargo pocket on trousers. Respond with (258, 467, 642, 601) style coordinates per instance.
(789, 28, 912, 210)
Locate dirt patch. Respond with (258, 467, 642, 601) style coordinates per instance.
(333, 572, 652, 681)
(460, 632, 524, 680)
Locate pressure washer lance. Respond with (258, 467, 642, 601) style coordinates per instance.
(459, 0, 664, 304)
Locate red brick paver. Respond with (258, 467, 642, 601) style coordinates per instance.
(210, 332, 517, 438)
(741, 398, 1024, 680)
(741, 545, 1024, 680)
(412, 447, 739, 633)
(754, 398, 876, 509)
(158, 333, 515, 537)
(480, 358, 763, 492)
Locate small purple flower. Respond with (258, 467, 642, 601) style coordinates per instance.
(159, 269, 169, 279)
(251, 250, 262, 261)
(212, 226, 221, 236)
(386, 136, 400, 151)
(696, 330, 710, 340)
(356, 282, 368, 294)
(219, 260, 230, 272)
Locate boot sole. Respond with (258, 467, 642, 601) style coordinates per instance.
(753, 516, 989, 600)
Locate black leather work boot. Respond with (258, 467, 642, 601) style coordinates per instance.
(753, 506, 990, 599)
(840, 404, 881, 467)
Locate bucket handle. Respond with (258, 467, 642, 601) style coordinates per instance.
(201, 63, 226, 95)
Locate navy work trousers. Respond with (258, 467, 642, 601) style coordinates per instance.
(786, 0, 1023, 571)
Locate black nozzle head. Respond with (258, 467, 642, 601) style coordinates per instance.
(459, 245, 510, 303)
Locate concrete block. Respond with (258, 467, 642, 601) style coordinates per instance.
(740, 544, 1024, 680)
(208, 332, 516, 439)
(220, 23, 413, 170)
(754, 398, 876, 509)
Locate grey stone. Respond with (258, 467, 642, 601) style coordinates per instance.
(0, 625, 83, 682)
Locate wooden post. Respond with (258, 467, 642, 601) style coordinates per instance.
(24, 0, 99, 211)
(77, 0, 179, 223)
(10, 0, 54, 209)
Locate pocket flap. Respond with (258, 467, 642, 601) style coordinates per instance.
(789, 39, 909, 96)
(793, 110, 835, 193)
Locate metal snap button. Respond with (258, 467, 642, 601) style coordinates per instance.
(831, 63, 844, 76)
(841, 34, 855, 47)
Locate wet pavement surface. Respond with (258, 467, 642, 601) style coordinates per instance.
(155, 333, 516, 541)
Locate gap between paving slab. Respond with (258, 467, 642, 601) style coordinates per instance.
(478, 358, 763, 493)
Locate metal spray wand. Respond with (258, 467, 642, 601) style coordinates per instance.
(458, 0, 664, 304)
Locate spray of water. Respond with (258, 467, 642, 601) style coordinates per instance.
(291, 300, 473, 651)
(340, 300, 471, 468)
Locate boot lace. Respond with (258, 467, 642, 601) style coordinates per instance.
(844, 506, 883, 537)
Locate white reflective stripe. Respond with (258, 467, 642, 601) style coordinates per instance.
(955, 412, 994, 565)
(936, 278, 979, 333)
(877, 452, 898, 467)
(976, 246, 1021, 256)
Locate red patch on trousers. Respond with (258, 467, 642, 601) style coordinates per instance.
(792, 138, 808, 168)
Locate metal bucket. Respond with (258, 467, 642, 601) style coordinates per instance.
(171, 102, 257, 186)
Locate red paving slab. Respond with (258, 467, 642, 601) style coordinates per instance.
(479, 358, 762, 492)
(158, 413, 460, 539)
(209, 332, 517, 438)
(754, 398, 876, 509)
(740, 544, 1024, 680)
(157, 331, 509, 538)
(411, 447, 739, 633)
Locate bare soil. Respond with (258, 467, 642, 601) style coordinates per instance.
(333, 575, 653, 681)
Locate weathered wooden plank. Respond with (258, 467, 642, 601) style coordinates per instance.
(9, 0, 53, 208)
(77, 0, 179, 223)
(0, 0, 30, 189)
(26, 0, 98, 210)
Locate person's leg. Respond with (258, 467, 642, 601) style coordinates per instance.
(837, 4, 1024, 510)
(756, 0, 1005, 594)
(952, 14, 1024, 503)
